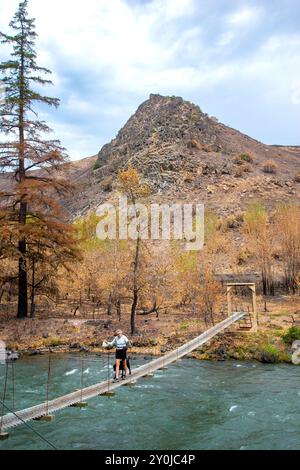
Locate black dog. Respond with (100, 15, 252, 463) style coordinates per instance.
(113, 357, 131, 379)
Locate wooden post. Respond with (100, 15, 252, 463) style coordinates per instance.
(226, 282, 257, 332)
(70, 402, 88, 408)
(227, 286, 232, 317)
(33, 415, 54, 422)
(100, 391, 116, 397)
(250, 284, 258, 330)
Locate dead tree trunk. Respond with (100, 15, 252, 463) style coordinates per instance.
(30, 258, 36, 318)
(116, 298, 121, 322)
(131, 237, 141, 335)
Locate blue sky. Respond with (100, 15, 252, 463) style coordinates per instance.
(0, 0, 300, 160)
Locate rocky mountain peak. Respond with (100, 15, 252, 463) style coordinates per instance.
(96, 94, 223, 186)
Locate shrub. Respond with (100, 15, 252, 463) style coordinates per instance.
(100, 175, 113, 192)
(282, 326, 300, 345)
(274, 329, 284, 337)
(263, 160, 278, 174)
(242, 162, 252, 173)
(191, 114, 200, 123)
(258, 344, 281, 363)
(234, 153, 253, 165)
(221, 211, 244, 231)
(93, 159, 101, 170)
(46, 336, 63, 347)
(234, 163, 251, 177)
(205, 211, 222, 237)
(240, 153, 253, 163)
(237, 248, 251, 265)
(224, 214, 243, 229)
(234, 155, 243, 165)
(226, 214, 237, 229)
(179, 321, 190, 331)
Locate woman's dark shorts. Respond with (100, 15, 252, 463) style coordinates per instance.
(116, 349, 127, 360)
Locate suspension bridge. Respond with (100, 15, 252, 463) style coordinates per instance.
(0, 310, 252, 442)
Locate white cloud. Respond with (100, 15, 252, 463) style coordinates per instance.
(108, 62, 234, 95)
(217, 4, 264, 48)
(227, 5, 263, 28)
(0, 1, 261, 99)
(0, 0, 299, 153)
(291, 80, 300, 105)
(25, 0, 182, 86)
(65, 93, 100, 116)
(217, 31, 235, 47)
(11, 0, 204, 103)
(147, 0, 196, 20)
(42, 114, 100, 161)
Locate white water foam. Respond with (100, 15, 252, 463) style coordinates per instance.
(65, 369, 78, 376)
(229, 405, 238, 412)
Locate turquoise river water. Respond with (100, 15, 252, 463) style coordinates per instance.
(0, 354, 299, 450)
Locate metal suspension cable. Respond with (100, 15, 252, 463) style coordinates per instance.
(46, 354, 51, 416)
(0, 399, 58, 450)
(107, 351, 111, 392)
(11, 361, 15, 412)
(80, 355, 84, 403)
(0, 363, 9, 434)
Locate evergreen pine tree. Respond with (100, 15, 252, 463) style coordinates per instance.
(0, 0, 78, 318)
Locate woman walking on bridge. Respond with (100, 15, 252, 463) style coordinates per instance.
(103, 330, 131, 382)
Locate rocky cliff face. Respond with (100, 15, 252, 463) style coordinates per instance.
(98, 94, 220, 161)
(94, 94, 300, 210)
(96, 94, 224, 189)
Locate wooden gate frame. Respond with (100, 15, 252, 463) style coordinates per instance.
(226, 283, 257, 331)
